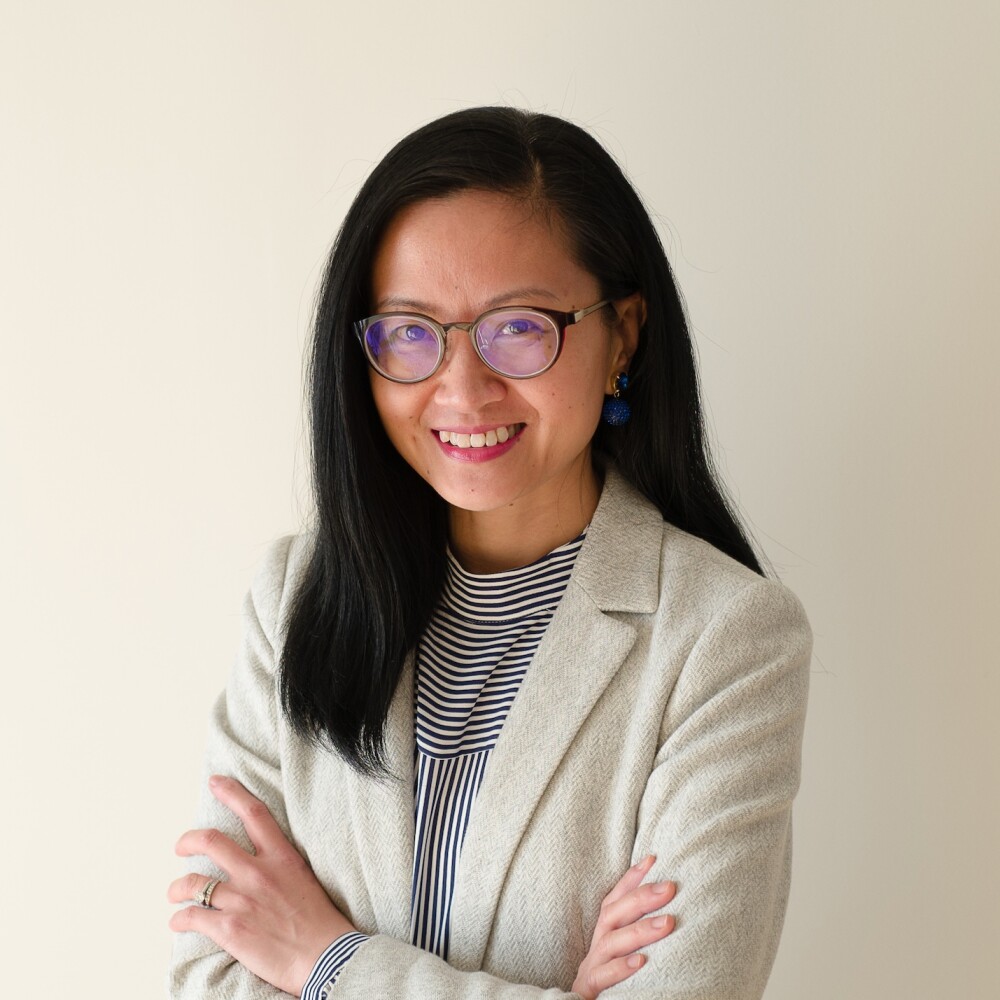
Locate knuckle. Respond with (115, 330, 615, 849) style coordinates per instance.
(216, 912, 244, 941)
(281, 845, 308, 870)
(202, 828, 223, 850)
(244, 799, 271, 822)
(174, 904, 198, 929)
(638, 885, 663, 909)
(248, 865, 284, 898)
(244, 867, 270, 895)
(634, 917, 653, 939)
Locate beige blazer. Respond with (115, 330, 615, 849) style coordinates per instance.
(169, 468, 811, 999)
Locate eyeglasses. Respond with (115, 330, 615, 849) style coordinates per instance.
(354, 300, 610, 383)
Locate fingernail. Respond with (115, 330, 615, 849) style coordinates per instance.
(208, 775, 224, 788)
(652, 915, 670, 929)
(627, 954, 644, 969)
(652, 880, 674, 894)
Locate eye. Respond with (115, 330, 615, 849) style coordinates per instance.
(397, 323, 431, 342)
(384, 321, 435, 347)
(495, 318, 543, 338)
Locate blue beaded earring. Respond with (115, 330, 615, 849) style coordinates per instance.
(601, 372, 631, 426)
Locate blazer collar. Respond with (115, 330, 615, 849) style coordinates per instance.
(344, 469, 666, 956)
(569, 465, 663, 615)
(447, 467, 666, 969)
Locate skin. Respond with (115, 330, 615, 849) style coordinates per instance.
(169, 191, 674, 997)
(169, 779, 676, 998)
(168, 777, 352, 996)
(369, 190, 644, 572)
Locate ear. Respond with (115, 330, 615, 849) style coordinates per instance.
(605, 292, 645, 392)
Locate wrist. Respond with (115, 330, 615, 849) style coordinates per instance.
(300, 931, 368, 1000)
(294, 914, 357, 996)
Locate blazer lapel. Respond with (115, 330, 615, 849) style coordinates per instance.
(343, 653, 415, 940)
(447, 468, 664, 970)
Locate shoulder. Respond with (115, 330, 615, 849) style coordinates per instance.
(662, 522, 809, 636)
(585, 467, 811, 649)
(649, 514, 811, 726)
(590, 475, 812, 746)
(243, 531, 316, 649)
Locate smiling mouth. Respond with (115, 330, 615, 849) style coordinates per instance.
(435, 423, 524, 449)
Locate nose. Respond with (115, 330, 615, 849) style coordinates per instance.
(432, 327, 507, 410)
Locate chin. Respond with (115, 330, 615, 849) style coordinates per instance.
(428, 483, 517, 514)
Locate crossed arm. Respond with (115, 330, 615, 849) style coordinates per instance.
(167, 539, 810, 999)
(167, 775, 676, 998)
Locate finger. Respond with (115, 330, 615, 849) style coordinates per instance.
(602, 855, 656, 908)
(208, 775, 287, 854)
(597, 879, 676, 934)
(594, 912, 675, 965)
(168, 898, 221, 937)
(174, 826, 248, 873)
(167, 872, 231, 908)
(580, 952, 648, 997)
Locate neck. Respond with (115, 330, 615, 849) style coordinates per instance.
(448, 460, 602, 574)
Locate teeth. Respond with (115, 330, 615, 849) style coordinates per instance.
(439, 424, 519, 448)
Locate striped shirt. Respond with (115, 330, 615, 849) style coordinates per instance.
(301, 534, 584, 998)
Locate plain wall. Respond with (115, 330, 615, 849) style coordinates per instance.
(2, 2, 997, 997)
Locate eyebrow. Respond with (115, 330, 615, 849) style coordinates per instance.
(375, 287, 562, 314)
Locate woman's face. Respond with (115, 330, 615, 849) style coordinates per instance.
(368, 189, 636, 520)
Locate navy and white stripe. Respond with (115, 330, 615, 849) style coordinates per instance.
(302, 533, 584, 996)
(410, 535, 584, 959)
(300, 932, 369, 999)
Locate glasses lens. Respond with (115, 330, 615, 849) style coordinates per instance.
(475, 309, 559, 377)
(364, 316, 443, 381)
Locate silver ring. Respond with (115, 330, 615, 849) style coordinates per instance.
(194, 877, 221, 908)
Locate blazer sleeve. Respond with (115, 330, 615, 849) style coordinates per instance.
(616, 578, 811, 998)
(170, 538, 809, 1000)
(168, 536, 300, 1000)
(323, 578, 811, 1000)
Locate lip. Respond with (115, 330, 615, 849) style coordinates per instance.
(432, 423, 524, 462)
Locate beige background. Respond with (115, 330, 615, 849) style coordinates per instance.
(2, 1, 997, 997)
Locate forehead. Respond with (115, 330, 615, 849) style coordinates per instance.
(370, 189, 596, 314)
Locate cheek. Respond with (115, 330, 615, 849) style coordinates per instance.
(370, 377, 399, 428)
(370, 380, 425, 448)
(554, 358, 611, 416)
(533, 379, 604, 452)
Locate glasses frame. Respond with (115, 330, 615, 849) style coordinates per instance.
(354, 299, 611, 383)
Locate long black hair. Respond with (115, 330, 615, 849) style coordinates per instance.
(280, 107, 763, 775)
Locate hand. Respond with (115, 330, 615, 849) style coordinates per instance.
(571, 855, 676, 1000)
(167, 775, 355, 996)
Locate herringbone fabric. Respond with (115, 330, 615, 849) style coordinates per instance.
(169, 468, 811, 999)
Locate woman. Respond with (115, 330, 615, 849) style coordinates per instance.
(168, 107, 810, 999)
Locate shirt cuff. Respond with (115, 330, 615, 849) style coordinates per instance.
(300, 932, 370, 1000)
